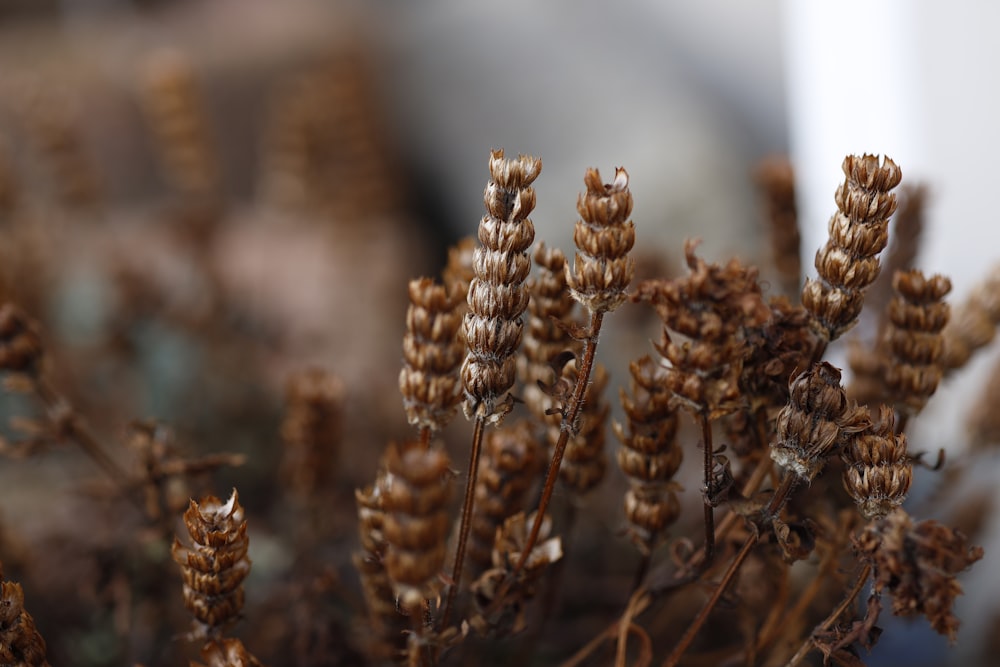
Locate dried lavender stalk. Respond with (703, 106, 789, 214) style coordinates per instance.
(842, 406, 911, 519)
(802, 154, 902, 343)
(614, 356, 682, 552)
(281, 368, 344, 505)
(754, 156, 801, 296)
(171, 490, 251, 636)
(558, 363, 610, 495)
(941, 264, 1000, 371)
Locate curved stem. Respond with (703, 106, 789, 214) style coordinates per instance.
(662, 474, 797, 667)
(783, 563, 872, 667)
(440, 415, 485, 631)
(514, 310, 604, 576)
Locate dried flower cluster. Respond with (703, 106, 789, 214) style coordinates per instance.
(0, 564, 49, 667)
(842, 406, 911, 519)
(172, 490, 252, 634)
(462, 149, 541, 424)
(802, 154, 902, 342)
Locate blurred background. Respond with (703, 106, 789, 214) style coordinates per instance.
(1, 1, 998, 665)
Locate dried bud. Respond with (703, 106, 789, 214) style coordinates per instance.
(400, 278, 465, 432)
(566, 166, 636, 314)
(802, 154, 901, 341)
(379, 441, 453, 610)
(171, 490, 251, 633)
(882, 270, 951, 416)
(519, 243, 581, 425)
(615, 356, 683, 550)
(469, 422, 542, 576)
(842, 406, 911, 518)
(859, 509, 983, 643)
(462, 149, 540, 424)
(770, 363, 870, 481)
(0, 564, 49, 666)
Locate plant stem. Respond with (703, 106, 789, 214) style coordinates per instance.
(662, 473, 797, 667)
(783, 563, 872, 667)
(440, 415, 485, 632)
(34, 377, 130, 488)
(698, 409, 716, 566)
(513, 310, 604, 576)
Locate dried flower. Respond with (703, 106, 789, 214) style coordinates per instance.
(802, 154, 902, 341)
(470, 512, 562, 636)
(462, 149, 540, 424)
(859, 508, 984, 643)
(379, 440, 453, 610)
(469, 421, 542, 576)
(942, 264, 1000, 371)
(615, 356, 683, 550)
(565, 166, 635, 314)
(0, 564, 49, 667)
(770, 362, 870, 481)
(519, 243, 580, 427)
(399, 278, 465, 433)
(172, 490, 251, 634)
(842, 406, 911, 519)
(882, 270, 951, 416)
(636, 241, 769, 417)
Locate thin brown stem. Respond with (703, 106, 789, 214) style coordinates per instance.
(783, 563, 872, 667)
(662, 474, 797, 667)
(514, 310, 604, 576)
(440, 415, 485, 632)
(699, 409, 716, 566)
(34, 377, 130, 488)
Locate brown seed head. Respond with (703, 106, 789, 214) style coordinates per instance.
(754, 156, 801, 296)
(859, 508, 983, 643)
(559, 363, 610, 494)
(770, 362, 870, 481)
(842, 406, 912, 518)
(469, 421, 542, 576)
(615, 356, 683, 549)
(400, 278, 465, 432)
(379, 441, 453, 610)
(171, 490, 251, 633)
(942, 264, 1000, 371)
(462, 149, 540, 424)
(565, 166, 636, 314)
(883, 270, 951, 416)
(803, 154, 902, 341)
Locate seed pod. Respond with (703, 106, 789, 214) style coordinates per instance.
(468, 421, 542, 576)
(518, 243, 581, 427)
(842, 406, 911, 518)
(172, 490, 251, 633)
(615, 356, 683, 550)
(802, 154, 902, 341)
(566, 166, 635, 314)
(882, 270, 951, 416)
(0, 564, 49, 667)
(379, 441, 453, 611)
(281, 368, 344, 502)
(770, 363, 870, 481)
(462, 149, 540, 424)
(399, 278, 465, 433)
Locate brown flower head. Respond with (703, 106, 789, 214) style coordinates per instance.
(566, 166, 635, 314)
(842, 406, 911, 519)
(171, 490, 251, 634)
(770, 362, 870, 481)
(859, 508, 984, 643)
(462, 149, 540, 424)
